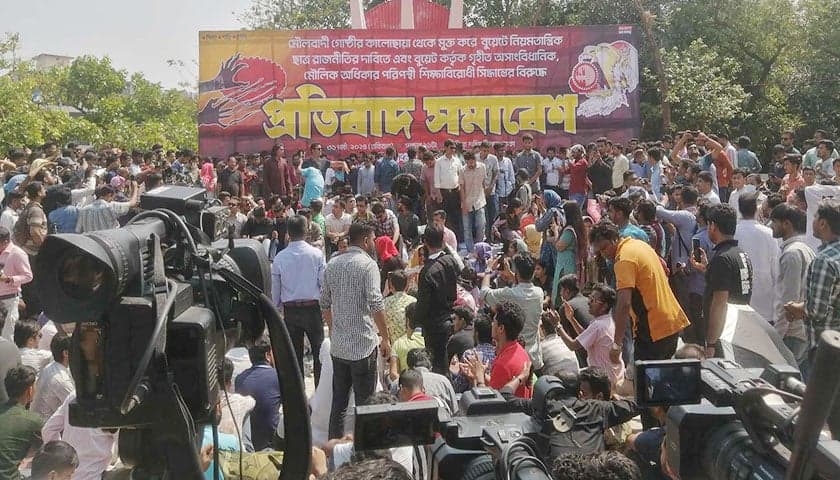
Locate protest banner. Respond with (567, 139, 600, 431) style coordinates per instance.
(198, 26, 640, 156)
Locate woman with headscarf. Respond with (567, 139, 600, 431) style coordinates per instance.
(200, 157, 217, 198)
(535, 190, 567, 267)
(549, 200, 588, 305)
(471, 242, 492, 273)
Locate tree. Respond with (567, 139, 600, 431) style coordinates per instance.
(63, 56, 126, 114)
(240, 0, 352, 29)
(656, 39, 749, 132)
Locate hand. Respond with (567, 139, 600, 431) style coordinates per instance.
(0, 275, 12, 284)
(466, 354, 487, 385)
(705, 345, 716, 358)
(310, 447, 328, 478)
(609, 344, 622, 364)
(271, 230, 279, 240)
(462, 205, 469, 215)
(784, 301, 806, 320)
(518, 361, 532, 382)
(449, 355, 461, 375)
(562, 302, 574, 322)
(379, 336, 391, 359)
(199, 444, 214, 472)
(688, 247, 708, 273)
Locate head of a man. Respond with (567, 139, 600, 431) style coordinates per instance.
(248, 333, 273, 366)
(30, 440, 79, 480)
(695, 171, 714, 195)
(452, 306, 474, 333)
(818, 140, 836, 161)
(349, 222, 377, 256)
(521, 133, 534, 152)
(579, 366, 611, 400)
(558, 274, 579, 302)
(491, 301, 525, 344)
(813, 199, 840, 243)
(607, 197, 633, 226)
(4, 365, 37, 405)
(706, 203, 738, 245)
(587, 284, 616, 317)
(432, 210, 447, 230)
(398, 368, 425, 402)
(770, 203, 807, 240)
(589, 221, 621, 261)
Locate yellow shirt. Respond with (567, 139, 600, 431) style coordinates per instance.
(614, 238, 689, 342)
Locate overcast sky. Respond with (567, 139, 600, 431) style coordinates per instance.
(1, 0, 252, 89)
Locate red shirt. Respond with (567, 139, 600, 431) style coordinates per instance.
(569, 159, 589, 194)
(407, 392, 435, 402)
(713, 150, 733, 188)
(488, 341, 532, 398)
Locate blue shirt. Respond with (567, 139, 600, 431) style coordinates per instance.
(374, 157, 399, 193)
(689, 227, 714, 295)
(300, 167, 324, 207)
(356, 165, 375, 195)
(649, 162, 662, 200)
(235, 362, 282, 451)
(630, 161, 650, 180)
(202, 425, 239, 480)
(48, 205, 79, 233)
(271, 240, 325, 305)
(620, 223, 650, 243)
(4, 175, 25, 193)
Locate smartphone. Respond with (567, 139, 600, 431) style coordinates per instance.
(692, 238, 701, 262)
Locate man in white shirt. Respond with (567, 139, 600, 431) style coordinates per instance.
(728, 169, 755, 220)
(324, 199, 352, 256)
(720, 133, 739, 170)
(0, 192, 23, 232)
(31, 334, 74, 419)
(734, 192, 778, 324)
(696, 171, 721, 204)
(543, 146, 564, 195)
(435, 139, 463, 242)
(75, 183, 139, 233)
(611, 143, 630, 191)
(42, 393, 117, 480)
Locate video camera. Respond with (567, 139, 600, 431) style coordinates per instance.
(636, 332, 840, 480)
(34, 186, 311, 480)
(355, 378, 581, 480)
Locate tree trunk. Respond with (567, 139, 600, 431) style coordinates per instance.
(634, 0, 671, 133)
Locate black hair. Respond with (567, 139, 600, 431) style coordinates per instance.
(512, 253, 535, 281)
(707, 203, 738, 236)
(406, 348, 432, 369)
(738, 191, 760, 218)
(558, 274, 580, 295)
(817, 199, 840, 236)
(25, 181, 44, 199)
(0, 226, 9, 243)
(405, 302, 418, 330)
(388, 270, 408, 291)
(494, 301, 525, 341)
(422, 225, 445, 249)
(324, 458, 412, 480)
(590, 283, 617, 311)
(31, 440, 79, 479)
(474, 316, 492, 344)
(589, 221, 620, 244)
(552, 451, 642, 480)
(433, 209, 447, 221)
(453, 306, 474, 325)
(680, 185, 699, 205)
(697, 171, 714, 185)
(247, 333, 272, 364)
(286, 215, 307, 239)
(13, 319, 40, 348)
(348, 221, 375, 245)
(737, 136, 751, 148)
(399, 368, 425, 393)
(580, 366, 611, 399)
(635, 199, 656, 222)
(371, 201, 386, 215)
(770, 203, 807, 234)
(607, 196, 633, 219)
(4, 365, 36, 400)
(49, 332, 71, 363)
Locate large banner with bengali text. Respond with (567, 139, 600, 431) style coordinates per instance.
(198, 26, 640, 157)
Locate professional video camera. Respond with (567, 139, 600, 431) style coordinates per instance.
(34, 186, 311, 480)
(636, 331, 840, 480)
(355, 378, 579, 480)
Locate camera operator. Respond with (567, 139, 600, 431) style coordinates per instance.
(500, 368, 638, 460)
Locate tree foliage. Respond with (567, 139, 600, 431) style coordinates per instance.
(655, 39, 749, 132)
(0, 33, 197, 153)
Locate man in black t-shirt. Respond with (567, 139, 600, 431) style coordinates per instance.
(691, 203, 753, 358)
(218, 156, 244, 197)
(587, 150, 614, 195)
(446, 306, 475, 364)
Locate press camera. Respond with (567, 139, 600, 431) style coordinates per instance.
(34, 186, 311, 480)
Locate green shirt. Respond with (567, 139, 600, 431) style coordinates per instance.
(392, 329, 426, 372)
(0, 403, 43, 480)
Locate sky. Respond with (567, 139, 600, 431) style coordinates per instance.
(1, 0, 253, 89)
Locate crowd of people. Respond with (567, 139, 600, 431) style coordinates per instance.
(0, 128, 838, 479)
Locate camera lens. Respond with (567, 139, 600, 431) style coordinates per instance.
(59, 253, 108, 300)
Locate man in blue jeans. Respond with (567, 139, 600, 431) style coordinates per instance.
(320, 223, 390, 439)
(460, 152, 487, 252)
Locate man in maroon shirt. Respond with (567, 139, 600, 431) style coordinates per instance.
(263, 144, 294, 197)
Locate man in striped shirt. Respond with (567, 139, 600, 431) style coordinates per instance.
(75, 183, 139, 233)
(320, 222, 390, 439)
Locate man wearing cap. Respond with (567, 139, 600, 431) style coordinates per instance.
(75, 182, 139, 233)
